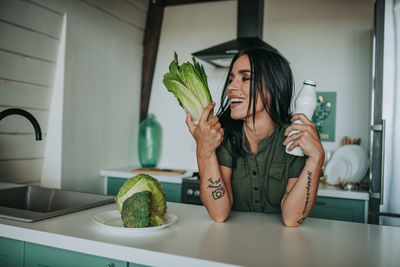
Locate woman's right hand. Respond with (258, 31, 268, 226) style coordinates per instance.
(186, 102, 224, 158)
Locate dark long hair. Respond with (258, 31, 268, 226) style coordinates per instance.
(217, 48, 294, 166)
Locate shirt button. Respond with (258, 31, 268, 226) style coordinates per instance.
(253, 171, 257, 175)
(255, 200, 259, 203)
(254, 187, 258, 191)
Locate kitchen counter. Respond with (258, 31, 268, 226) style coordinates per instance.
(100, 166, 195, 184)
(1, 202, 399, 267)
(317, 183, 369, 200)
(101, 167, 370, 200)
(0, 182, 26, 189)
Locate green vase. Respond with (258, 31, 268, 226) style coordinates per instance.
(138, 114, 162, 168)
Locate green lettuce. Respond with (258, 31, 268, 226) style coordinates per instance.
(163, 52, 213, 123)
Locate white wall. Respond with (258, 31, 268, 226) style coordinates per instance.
(41, 14, 66, 189)
(31, 0, 148, 194)
(149, 1, 237, 170)
(267, 0, 374, 155)
(149, 0, 374, 170)
(1, 0, 148, 193)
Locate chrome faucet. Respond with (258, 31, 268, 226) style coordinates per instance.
(0, 108, 42, 140)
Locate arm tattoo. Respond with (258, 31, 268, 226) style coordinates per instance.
(302, 170, 313, 215)
(207, 177, 225, 200)
(297, 217, 306, 224)
(282, 191, 289, 200)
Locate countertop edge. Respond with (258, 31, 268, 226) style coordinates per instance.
(0, 221, 238, 267)
(100, 169, 193, 184)
(317, 187, 369, 200)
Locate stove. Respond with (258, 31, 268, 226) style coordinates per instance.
(181, 172, 202, 205)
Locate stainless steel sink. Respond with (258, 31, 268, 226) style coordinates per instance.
(0, 186, 115, 222)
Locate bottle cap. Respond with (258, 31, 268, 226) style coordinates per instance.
(303, 80, 316, 86)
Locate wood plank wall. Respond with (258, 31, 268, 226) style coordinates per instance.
(0, 0, 149, 186)
(0, 0, 64, 184)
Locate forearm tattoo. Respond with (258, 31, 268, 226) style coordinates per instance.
(282, 191, 289, 201)
(297, 217, 306, 224)
(297, 170, 313, 225)
(207, 177, 225, 200)
(302, 170, 312, 215)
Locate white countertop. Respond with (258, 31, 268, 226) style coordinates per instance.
(101, 168, 370, 201)
(0, 182, 26, 189)
(0, 202, 399, 267)
(317, 183, 369, 200)
(100, 166, 195, 184)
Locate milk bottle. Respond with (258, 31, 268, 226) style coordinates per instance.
(286, 80, 317, 156)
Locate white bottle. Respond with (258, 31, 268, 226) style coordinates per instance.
(286, 80, 317, 157)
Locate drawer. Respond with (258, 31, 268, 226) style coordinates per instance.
(309, 196, 365, 223)
(24, 242, 126, 267)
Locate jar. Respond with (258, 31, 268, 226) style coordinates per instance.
(138, 114, 162, 167)
(286, 80, 317, 156)
(294, 80, 317, 119)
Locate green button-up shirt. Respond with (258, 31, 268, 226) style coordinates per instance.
(216, 124, 306, 213)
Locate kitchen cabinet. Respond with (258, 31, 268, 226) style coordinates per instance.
(24, 242, 126, 267)
(0, 237, 24, 267)
(107, 177, 182, 203)
(0, 237, 148, 267)
(309, 196, 365, 223)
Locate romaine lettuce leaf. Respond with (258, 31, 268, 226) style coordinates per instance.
(163, 52, 212, 123)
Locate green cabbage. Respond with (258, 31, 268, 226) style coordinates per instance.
(163, 52, 213, 123)
(115, 174, 167, 227)
(121, 190, 152, 228)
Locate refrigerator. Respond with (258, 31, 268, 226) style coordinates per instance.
(369, 0, 400, 226)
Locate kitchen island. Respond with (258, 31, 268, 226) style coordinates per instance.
(0, 202, 399, 267)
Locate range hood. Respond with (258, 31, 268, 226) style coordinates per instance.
(192, 0, 276, 68)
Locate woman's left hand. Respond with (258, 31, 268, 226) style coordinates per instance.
(283, 113, 325, 164)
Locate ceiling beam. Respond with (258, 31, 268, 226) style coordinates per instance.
(140, 0, 164, 122)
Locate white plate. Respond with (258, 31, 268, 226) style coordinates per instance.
(91, 210, 177, 233)
(325, 157, 352, 185)
(331, 145, 368, 183)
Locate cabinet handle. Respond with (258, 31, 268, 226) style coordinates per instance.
(380, 119, 386, 205)
(370, 119, 386, 205)
(315, 201, 326, 205)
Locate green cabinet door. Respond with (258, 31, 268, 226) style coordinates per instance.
(0, 237, 24, 267)
(107, 177, 182, 203)
(107, 177, 126, 196)
(309, 196, 365, 223)
(24, 242, 126, 267)
(160, 182, 181, 203)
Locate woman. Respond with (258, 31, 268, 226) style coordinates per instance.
(186, 48, 324, 227)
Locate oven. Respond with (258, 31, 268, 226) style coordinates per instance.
(181, 172, 202, 205)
